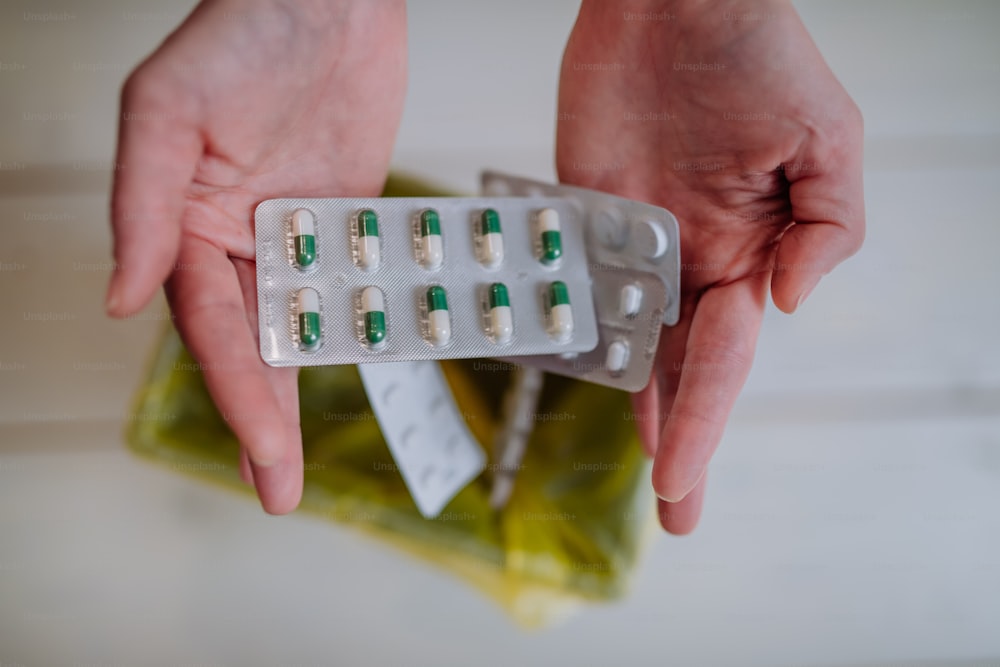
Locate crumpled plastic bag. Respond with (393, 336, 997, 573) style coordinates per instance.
(126, 174, 656, 628)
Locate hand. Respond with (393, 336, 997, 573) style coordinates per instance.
(557, 0, 864, 533)
(106, 0, 407, 513)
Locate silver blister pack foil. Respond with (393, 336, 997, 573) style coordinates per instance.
(255, 197, 600, 366)
(501, 268, 667, 392)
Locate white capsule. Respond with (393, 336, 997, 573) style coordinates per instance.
(361, 285, 384, 312)
(421, 235, 444, 270)
(292, 208, 315, 237)
(428, 309, 451, 346)
(606, 340, 630, 374)
(478, 209, 504, 268)
(619, 284, 643, 318)
(425, 286, 451, 347)
(481, 232, 504, 268)
(548, 304, 573, 342)
(490, 306, 513, 344)
(537, 207, 561, 233)
(358, 236, 380, 270)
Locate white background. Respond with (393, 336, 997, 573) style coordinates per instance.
(1, 0, 998, 665)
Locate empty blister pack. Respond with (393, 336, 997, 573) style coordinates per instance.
(481, 172, 681, 392)
(481, 171, 681, 326)
(255, 197, 600, 366)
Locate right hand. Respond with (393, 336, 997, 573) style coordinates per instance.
(106, 0, 408, 513)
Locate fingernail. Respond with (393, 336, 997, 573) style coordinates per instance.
(105, 282, 121, 316)
(795, 277, 821, 310)
(656, 463, 705, 503)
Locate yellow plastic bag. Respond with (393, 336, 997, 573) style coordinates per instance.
(126, 174, 656, 627)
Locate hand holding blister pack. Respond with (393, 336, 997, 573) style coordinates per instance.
(253, 172, 681, 516)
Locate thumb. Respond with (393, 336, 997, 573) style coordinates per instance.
(771, 109, 865, 313)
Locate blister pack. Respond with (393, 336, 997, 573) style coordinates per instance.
(481, 171, 681, 325)
(480, 171, 681, 392)
(254, 197, 601, 367)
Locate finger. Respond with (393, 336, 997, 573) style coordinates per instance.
(771, 106, 865, 313)
(107, 68, 202, 317)
(630, 305, 694, 458)
(657, 473, 707, 536)
(239, 447, 254, 485)
(165, 237, 288, 475)
(232, 258, 303, 515)
(652, 272, 768, 502)
(630, 383, 660, 459)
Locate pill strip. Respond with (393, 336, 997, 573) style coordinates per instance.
(255, 197, 600, 366)
(358, 360, 486, 518)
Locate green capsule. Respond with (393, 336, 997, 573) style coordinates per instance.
(425, 285, 451, 346)
(357, 209, 379, 237)
(360, 286, 386, 347)
(537, 208, 562, 265)
(291, 209, 316, 268)
(488, 283, 513, 344)
(488, 282, 510, 308)
(480, 208, 502, 235)
(546, 281, 573, 343)
(426, 285, 448, 312)
(420, 209, 441, 237)
(295, 287, 321, 349)
(549, 280, 570, 306)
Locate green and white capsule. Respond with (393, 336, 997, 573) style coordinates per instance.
(418, 208, 444, 270)
(487, 282, 513, 345)
(295, 287, 321, 350)
(360, 286, 387, 349)
(291, 208, 317, 269)
(477, 208, 504, 268)
(425, 285, 451, 346)
(536, 208, 562, 266)
(356, 209, 380, 271)
(545, 280, 574, 343)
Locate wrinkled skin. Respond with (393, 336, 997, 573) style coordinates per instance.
(106, 0, 407, 513)
(557, 0, 864, 533)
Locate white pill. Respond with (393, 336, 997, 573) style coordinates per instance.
(422, 236, 443, 269)
(619, 284, 643, 318)
(606, 340, 630, 374)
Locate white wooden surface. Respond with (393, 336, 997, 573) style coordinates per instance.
(1, 1, 998, 665)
